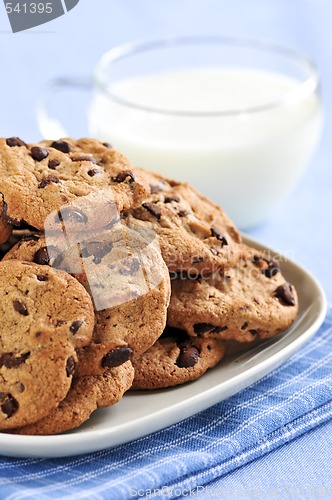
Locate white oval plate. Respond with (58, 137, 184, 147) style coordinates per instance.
(0, 236, 327, 458)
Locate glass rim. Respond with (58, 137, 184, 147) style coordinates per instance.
(93, 36, 319, 117)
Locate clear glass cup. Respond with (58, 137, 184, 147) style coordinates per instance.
(39, 36, 323, 229)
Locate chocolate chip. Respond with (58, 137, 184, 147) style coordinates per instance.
(142, 203, 162, 220)
(252, 255, 266, 269)
(164, 195, 180, 203)
(70, 321, 83, 334)
(57, 208, 87, 224)
(213, 326, 228, 333)
(178, 210, 188, 217)
(0, 352, 30, 369)
(275, 283, 296, 306)
(0, 393, 19, 417)
(87, 168, 101, 177)
(119, 257, 141, 276)
(33, 247, 50, 265)
(102, 142, 112, 149)
(176, 345, 200, 368)
(264, 260, 280, 278)
(210, 227, 228, 246)
(72, 155, 97, 164)
(31, 146, 49, 162)
(56, 320, 65, 327)
(33, 245, 58, 266)
(249, 329, 258, 335)
(112, 170, 136, 183)
(241, 322, 248, 330)
(36, 275, 48, 281)
(13, 299, 29, 316)
(48, 159, 60, 169)
(192, 257, 204, 264)
(253, 255, 280, 277)
(193, 323, 215, 335)
(50, 140, 71, 153)
(81, 241, 113, 264)
(6, 137, 26, 147)
(264, 266, 279, 278)
(38, 176, 60, 189)
(102, 346, 133, 368)
(66, 356, 77, 377)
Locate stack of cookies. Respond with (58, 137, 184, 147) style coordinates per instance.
(0, 137, 298, 435)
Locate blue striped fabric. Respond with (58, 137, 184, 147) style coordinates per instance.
(1, 307, 332, 500)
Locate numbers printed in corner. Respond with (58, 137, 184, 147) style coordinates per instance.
(5, 3, 53, 14)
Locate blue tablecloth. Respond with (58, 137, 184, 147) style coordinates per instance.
(0, 307, 331, 499)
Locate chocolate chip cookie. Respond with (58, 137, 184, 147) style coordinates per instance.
(2, 232, 46, 263)
(0, 260, 96, 430)
(73, 226, 171, 376)
(13, 361, 134, 435)
(132, 328, 225, 389)
(0, 260, 95, 349)
(167, 244, 298, 342)
(0, 330, 78, 431)
(0, 137, 149, 230)
(4, 226, 171, 376)
(124, 171, 241, 274)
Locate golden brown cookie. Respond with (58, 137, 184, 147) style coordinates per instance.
(12, 361, 134, 435)
(132, 328, 225, 389)
(0, 259, 96, 430)
(73, 226, 171, 376)
(168, 244, 298, 342)
(0, 333, 77, 431)
(2, 232, 46, 263)
(124, 171, 241, 274)
(0, 137, 149, 230)
(0, 260, 95, 349)
(0, 229, 41, 259)
(4, 226, 171, 376)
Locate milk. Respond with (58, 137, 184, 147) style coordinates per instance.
(89, 68, 322, 228)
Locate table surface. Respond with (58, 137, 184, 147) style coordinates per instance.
(0, 0, 331, 497)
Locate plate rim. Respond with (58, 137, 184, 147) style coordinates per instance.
(0, 235, 327, 458)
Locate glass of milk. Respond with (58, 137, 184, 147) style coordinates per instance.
(38, 37, 322, 228)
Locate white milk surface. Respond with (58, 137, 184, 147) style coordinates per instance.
(89, 68, 322, 228)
